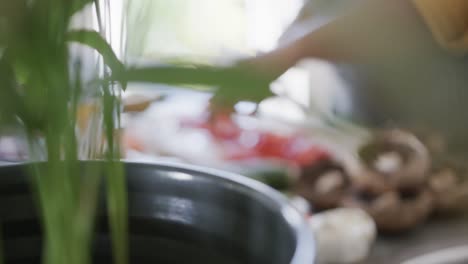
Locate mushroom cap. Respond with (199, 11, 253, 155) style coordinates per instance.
(429, 160, 468, 213)
(356, 129, 430, 189)
(342, 187, 433, 232)
(295, 159, 350, 210)
(409, 126, 447, 157)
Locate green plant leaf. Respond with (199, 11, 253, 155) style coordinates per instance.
(122, 66, 223, 86)
(0, 1, 26, 19)
(102, 84, 128, 264)
(121, 65, 273, 105)
(0, 52, 23, 125)
(67, 29, 125, 76)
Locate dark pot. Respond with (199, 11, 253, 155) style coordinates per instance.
(0, 161, 315, 264)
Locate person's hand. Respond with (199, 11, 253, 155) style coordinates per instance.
(210, 40, 306, 110)
(210, 57, 277, 110)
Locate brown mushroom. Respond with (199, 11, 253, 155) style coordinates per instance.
(357, 129, 430, 189)
(428, 159, 468, 214)
(294, 159, 350, 211)
(342, 186, 433, 232)
(407, 126, 447, 158)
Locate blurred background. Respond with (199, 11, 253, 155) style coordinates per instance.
(122, 0, 353, 119)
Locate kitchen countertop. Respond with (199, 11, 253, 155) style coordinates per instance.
(364, 213, 468, 264)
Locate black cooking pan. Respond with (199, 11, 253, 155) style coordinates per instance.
(0, 161, 315, 264)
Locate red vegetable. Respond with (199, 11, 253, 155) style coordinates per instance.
(180, 110, 331, 167)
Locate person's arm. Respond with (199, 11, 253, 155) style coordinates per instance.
(242, 0, 434, 82)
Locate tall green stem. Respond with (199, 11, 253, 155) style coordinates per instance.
(103, 84, 128, 264)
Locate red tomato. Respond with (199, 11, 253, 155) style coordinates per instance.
(255, 133, 292, 158)
(180, 110, 240, 140)
(179, 107, 332, 166)
(210, 114, 241, 140)
(292, 147, 330, 166)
